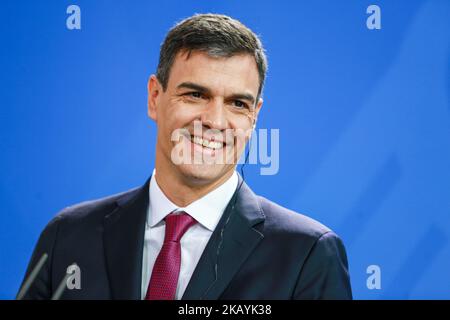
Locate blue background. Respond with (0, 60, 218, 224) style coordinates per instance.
(1, 0, 449, 299)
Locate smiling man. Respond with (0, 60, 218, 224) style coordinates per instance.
(18, 14, 352, 300)
(148, 49, 260, 205)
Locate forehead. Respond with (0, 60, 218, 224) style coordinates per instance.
(167, 50, 260, 96)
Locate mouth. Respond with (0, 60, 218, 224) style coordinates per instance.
(190, 135, 225, 150)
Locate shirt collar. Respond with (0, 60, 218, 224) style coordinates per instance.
(147, 169, 238, 231)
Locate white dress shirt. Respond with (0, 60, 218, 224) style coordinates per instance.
(141, 170, 238, 299)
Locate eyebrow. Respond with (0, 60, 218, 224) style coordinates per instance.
(176, 81, 256, 106)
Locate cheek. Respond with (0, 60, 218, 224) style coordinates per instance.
(161, 101, 202, 133)
(229, 115, 254, 136)
(226, 121, 253, 155)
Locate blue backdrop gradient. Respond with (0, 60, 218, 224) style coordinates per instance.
(0, 0, 449, 299)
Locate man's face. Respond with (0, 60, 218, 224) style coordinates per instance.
(147, 50, 263, 186)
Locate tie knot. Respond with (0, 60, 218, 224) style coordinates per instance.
(164, 212, 197, 243)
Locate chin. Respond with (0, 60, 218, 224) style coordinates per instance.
(176, 163, 229, 186)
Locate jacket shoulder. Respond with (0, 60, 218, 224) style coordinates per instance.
(55, 185, 143, 223)
(256, 195, 334, 240)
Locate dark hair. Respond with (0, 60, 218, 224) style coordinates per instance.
(156, 13, 268, 101)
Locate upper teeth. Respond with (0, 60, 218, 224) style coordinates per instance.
(192, 136, 223, 150)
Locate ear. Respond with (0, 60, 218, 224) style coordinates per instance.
(147, 75, 161, 122)
(253, 97, 263, 126)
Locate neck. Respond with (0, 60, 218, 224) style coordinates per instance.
(154, 155, 235, 208)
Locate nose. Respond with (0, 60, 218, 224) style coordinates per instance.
(200, 98, 228, 131)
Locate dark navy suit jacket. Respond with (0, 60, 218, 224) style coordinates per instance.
(19, 175, 352, 299)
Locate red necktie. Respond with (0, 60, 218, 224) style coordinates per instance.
(145, 211, 197, 300)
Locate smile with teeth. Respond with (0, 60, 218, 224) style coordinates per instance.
(191, 135, 224, 150)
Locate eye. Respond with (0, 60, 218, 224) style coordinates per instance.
(233, 100, 248, 109)
(187, 91, 202, 99)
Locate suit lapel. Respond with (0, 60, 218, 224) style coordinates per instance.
(182, 175, 265, 299)
(103, 178, 150, 299)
